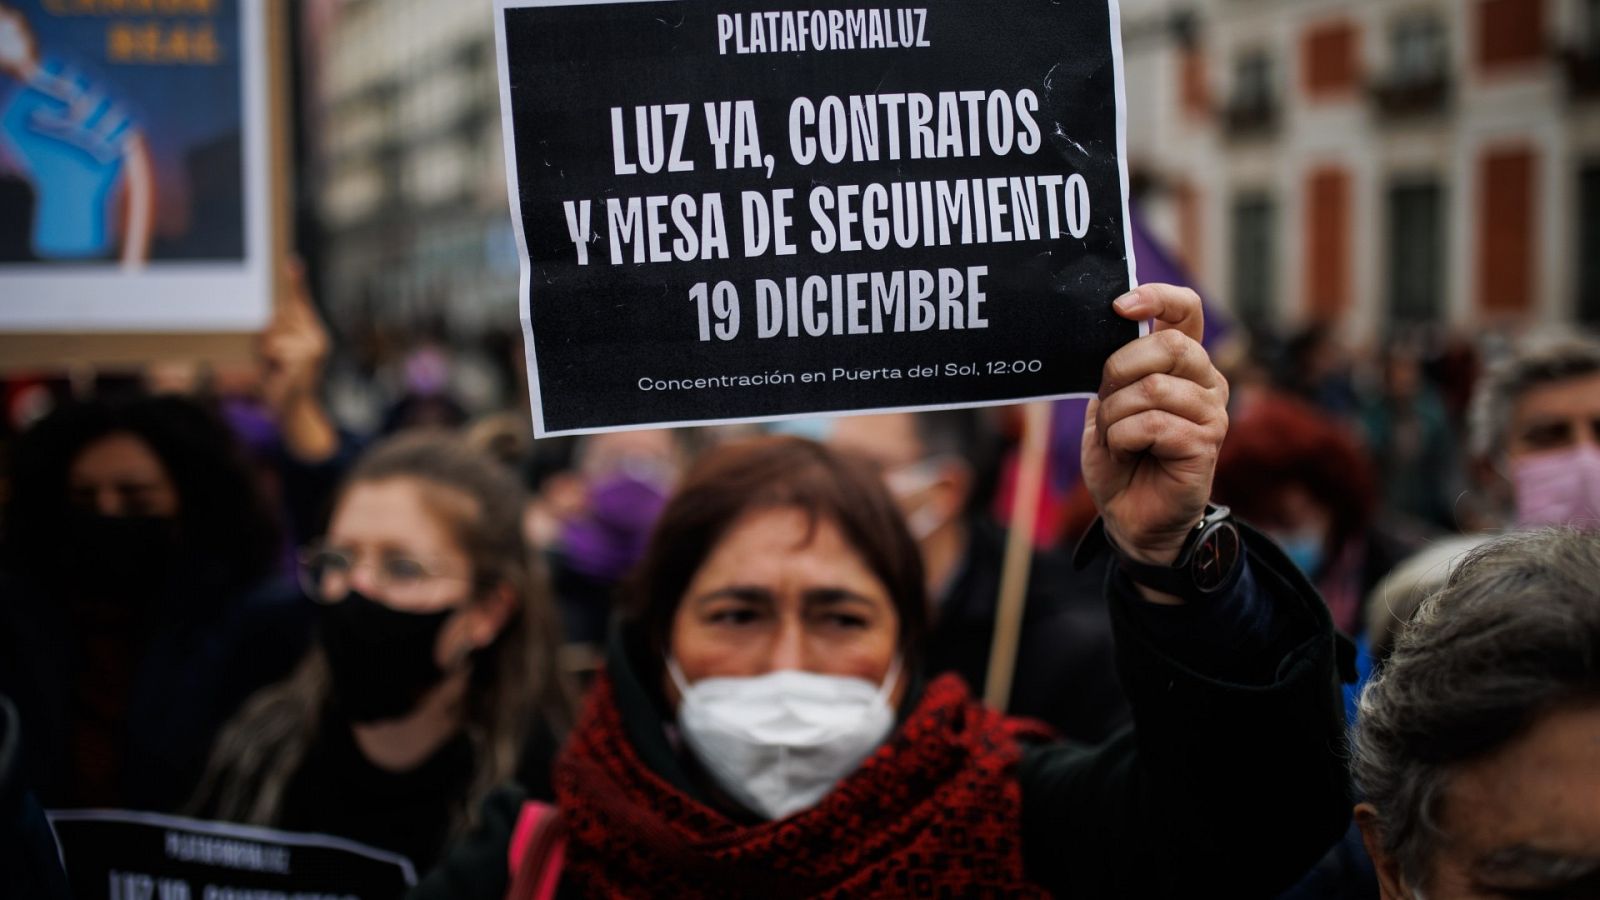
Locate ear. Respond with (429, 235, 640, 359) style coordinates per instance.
(463, 582, 519, 649)
(1461, 454, 1514, 531)
(1356, 802, 1412, 900)
(1469, 453, 1502, 489)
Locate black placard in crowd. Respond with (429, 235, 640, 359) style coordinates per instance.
(47, 810, 416, 900)
(495, 0, 1139, 436)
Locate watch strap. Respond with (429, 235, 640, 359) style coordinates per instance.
(1073, 505, 1243, 601)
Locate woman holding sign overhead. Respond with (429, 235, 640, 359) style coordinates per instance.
(413, 285, 1351, 898)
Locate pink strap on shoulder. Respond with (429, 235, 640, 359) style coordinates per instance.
(507, 800, 551, 870)
(506, 800, 565, 900)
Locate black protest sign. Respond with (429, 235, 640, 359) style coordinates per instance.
(495, 0, 1139, 436)
(47, 810, 416, 900)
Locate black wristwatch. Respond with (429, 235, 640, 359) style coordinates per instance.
(1107, 504, 1243, 601)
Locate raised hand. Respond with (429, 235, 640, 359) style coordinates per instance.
(1081, 284, 1229, 577)
(260, 259, 338, 463)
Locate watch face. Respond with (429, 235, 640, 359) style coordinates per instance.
(1190, 521, 1241, 593)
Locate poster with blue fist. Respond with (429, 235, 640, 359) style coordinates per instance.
(0, 0, 270, 333)
(2, 58, 146, 261)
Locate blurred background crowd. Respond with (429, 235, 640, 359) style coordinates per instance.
(3, 1, 1600, 897)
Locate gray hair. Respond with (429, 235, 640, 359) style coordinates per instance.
(1468, 333, 1600, 461)
(1362, 535, 1491, 664)
(1352, 529, 1600, 888)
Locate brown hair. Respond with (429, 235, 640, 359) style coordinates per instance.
(1213, 390, 1377, 554)
(192, 432, 571, 838)
(624, 435, 926, 678)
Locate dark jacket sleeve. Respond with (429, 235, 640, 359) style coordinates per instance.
(408, 784, 526, 900)
(273, 429, 363, 548)
(1018, 526, 1352, 898)
(0, 694, 72, 900)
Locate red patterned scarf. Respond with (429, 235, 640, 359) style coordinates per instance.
(551, 672, 1052, 898)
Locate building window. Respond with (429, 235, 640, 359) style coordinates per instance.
(1478, 0, 1545, 72)
(1181, 45, 1210, 118)
(1174, 180, 1203, 279)
(1231, 193, 1276, 325)
(1226, 50, 1278, 136)
(1580, 165, 1600, 325)
(1375, 14, 1451, 117)
(1306, 167, 1352, 320)
(1387, 180, 1444, 324)
(1477, 147, 1537, 314)
(1392, 15, 1447, 86)
(1585, 0, 1600, 54)
(1303, 20, 1360, 98)
(1564, 0, 1600, 97)
(1235, 51, 1274, 109)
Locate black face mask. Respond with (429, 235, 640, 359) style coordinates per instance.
(318, 590, 457, 724)
(59, 512, 183, 602)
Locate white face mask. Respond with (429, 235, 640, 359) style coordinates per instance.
(668, 659, 900, 820)
(885, 458, 952, 542)
(904, 497, 948, 543)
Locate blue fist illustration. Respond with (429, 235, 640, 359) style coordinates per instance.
(1, 59, 136, 259)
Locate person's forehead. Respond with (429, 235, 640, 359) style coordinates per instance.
(694, 508, 881, 587)
(1512, 371, 1600, 428)
(69, 432, 167, 483)
(329, 479, 466, 558)
(1439, 704, 1600, 864)
(826, 414, 924, 467)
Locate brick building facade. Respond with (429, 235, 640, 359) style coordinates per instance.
(1120, 0, 1600, 337)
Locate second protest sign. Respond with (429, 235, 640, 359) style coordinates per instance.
(495, 0, 1139, 436)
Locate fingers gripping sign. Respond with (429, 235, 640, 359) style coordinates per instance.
(1082, 284, 1229, 594)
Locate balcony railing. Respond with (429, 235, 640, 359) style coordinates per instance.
(1563, 47, 1600, 99)
(1369, 71, 1452, 119)
(1223, 97, 1279, 139)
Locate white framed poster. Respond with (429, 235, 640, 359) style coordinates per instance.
(0, 0, 273, 332)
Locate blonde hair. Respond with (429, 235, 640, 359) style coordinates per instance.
(191, 432, 571, 837)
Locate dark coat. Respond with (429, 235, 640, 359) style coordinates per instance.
(412, 526, 1351, 899)
(0, 569, 314, 813)
(0, 694, 71, 900)
(926, 523, 1127, 742)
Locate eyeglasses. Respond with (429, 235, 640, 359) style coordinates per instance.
(297, 546, 472, 605)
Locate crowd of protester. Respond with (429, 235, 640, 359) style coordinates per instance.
(2, 270, 1599, 898)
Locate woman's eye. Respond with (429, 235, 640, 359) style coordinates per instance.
(119, 485, 161, 514)
(821, 613, 869, 630)
(383, 557, 428, 582)
(316, 550, 354, 575)
(707, 607, 760, 626)
(1522, 421, 1573, 449)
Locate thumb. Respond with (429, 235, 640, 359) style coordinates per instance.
(1114, 284, 1205, 345)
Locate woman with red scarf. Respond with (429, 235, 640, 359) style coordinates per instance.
(414, 286, 1352, 898)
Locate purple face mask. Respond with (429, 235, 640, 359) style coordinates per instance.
(559, 474, 671, 582)
(1512, 444, 1600, 529)
(220, 396, 282, 458)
